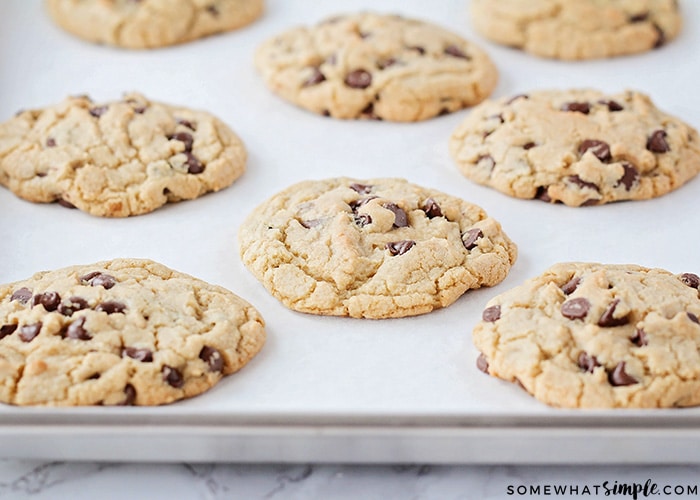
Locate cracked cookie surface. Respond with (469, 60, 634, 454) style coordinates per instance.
(449, 89, 700, 206)
(470, 0, 681, 60)
(46, 0, 263, 49)
(0, 93, 246, 217)
(239, 178, 517, 319)
(473, 262, 700, 408)
(0, 258, 266, 406)
(254, 12, 498, 122)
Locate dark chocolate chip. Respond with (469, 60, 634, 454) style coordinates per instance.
(88, 373, 101, 380)
(184, 152, 205, 174)
(680, 273, 700, 289)
(567, 175, 600, 192)
(577, 352, 601, 373)
(344, 69, 372, 89)
(629, 12, 649, 22)
(522, 142, 536, 150)
(58, 296, 89, 316)
(476, 353, 489, 373)
(176, 118, 196, 131)
(11, 287, 32, 304)
(598, 99, 624, 112)
(561, 102, 590, 114)
(0, 324, 17, 339)
(386, 240, 415, 256)
(117, 384, 137, 406)
(598, 299, 629, 327)
(482, 305, 501, 322)
(57, 199, 77, 209)
(64, 317, 91, 341)
(534, 186, 551, 202)
(377, 58, 397, 70)
(477, 154, 495, 170)
(167, 132, 194, 152)
(354, 214, 372, 227)
(506, 94, 529, 105)
(133, 106, 147, 114)
(383, 203, 408, 228)
(19, 322, 42, 342)
(96, 301, 127, 314)
(578, 139, 611, 162)
(300, 219, 323, 229)
(462, 228, 483, 250)
(31, 292, 61, 312)
(46, 138, 56, 147)
(646, 130, 670, 153)
(616, 162, 639, 191)
(206, 4, 219, 16)
(407, 45, 425, 55)
(561, 277, 581, 295)
(631, 329, 648, 347)
(199, 346, 224, 372)
(349, 196, 377, 212)
(81, 272, 116, 289)
(561, 297, 591, 320)
(608, 361, 638, 386)
(89, 106, 108, 118)
(444, 45, 469, 59)
(303, 67, 326, 87)
(350, 183, 373, 194)
(162, 365, 184, 388)
(360, 102, 381, 120)
(123, 347, 153, 362)
(653, 23, 666, 48)
(422, 198, 443, 218)
(689, 312, 700, 325)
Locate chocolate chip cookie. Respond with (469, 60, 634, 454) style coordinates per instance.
(0, 93, 246, 217)
(0, 259, 266, 406)
(449, 89, 700, 206)
(254, 12, 498, 121)
(474, 263, 700, 408)
(470, 0, 681, 60)
(238, 178, 517, 318)
(46, 0, 264, 49)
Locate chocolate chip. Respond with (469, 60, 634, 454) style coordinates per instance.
(598, 299, 629, 327)
(167, 132, 194, 152)
(11, 287, 32, 304)
(523, 142, 536, 150)
(81, 272, 116, 289)
(598, 99, 624, 112)
(476, 353, 489, 373)
(46, 138, 56, 147)
(31, 292, 61, 312)
(444, 45, 469, 59)
(561, 102, 590, 114)
(561, 297, 591, 320)
(383, 203, 408, 228)
(0, 324, 17, 339)
(477, 154, 495, 170)
(176, 118, 196, 131)
(680, 273, 700, 289)
(360, 102, 381, 120)
(133, 106, 147, 114)
(303, 67, 326, 87)
(482, 305, 500, 322)
(386, 240, 415, 256)
(354, 214, 372, 227)
(646, 130, 670, 153)
(577, 352, 600, 373)
(534, 186, 551, 202)
(506, 94, 529, 105)
(422, 198, 443, 218)
(689, 312, 700, 325)
(561, 277, 581, 295)
(608, 361, 638, 386)
(300, 219, 323, 229)
(377, 58, 397, 70)
(349, 196, 377, 212)
(96, 301, 127, 314)
(407, 46, 425, 55)
(614, 162, 639, 191)
(653, 24, 666, 48)
(199, 346, 224, 372)
(581, 199, 600, 207)
(578, 139, 611, 163)
(58, 296, 89, 316)
(117, 384, 137, 406)
(206, 4, 219, 16)
(89, 106, 108, 118)
(162, 365, 184, 388)
(631, 329, 648, 347)
(123, 347, 153, 362)
(57, 199, 77, 209)
(462, 228, 483, 250)
(64, 317, 91, 340)
(184, 152, 205, 174)
(629, 12, 649, 22)
(19, 322, 42, 342)
(344, 69, 372, 89)
(350, 183, 373, 194)
(567, 175, 599, 192)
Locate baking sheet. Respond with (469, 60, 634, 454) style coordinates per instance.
(1, 0, 699, 463)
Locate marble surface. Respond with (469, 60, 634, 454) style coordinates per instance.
(1, 461, 699, 499)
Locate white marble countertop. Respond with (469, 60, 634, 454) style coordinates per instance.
(1, 461, 700, 499)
